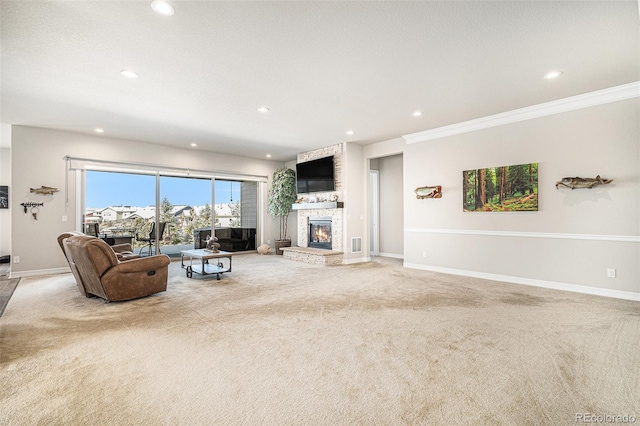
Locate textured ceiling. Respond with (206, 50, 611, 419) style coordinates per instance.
(1, 1, 638, 160)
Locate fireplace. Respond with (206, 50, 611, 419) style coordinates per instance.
(308, 217, 332, 249)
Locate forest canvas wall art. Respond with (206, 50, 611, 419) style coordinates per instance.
(463, 163, 538, 212)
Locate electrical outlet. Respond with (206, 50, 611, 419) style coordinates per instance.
(13, 256, 20, 264)
(422, 251, 427, 258)
(607, 268, 616, 278)
(62, 215, 68, 222)
(268, 239, 271, 244)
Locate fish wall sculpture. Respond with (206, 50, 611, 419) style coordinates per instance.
(30, 186, 59, 195)
(555, 175, 612, 190)
(415, 185, 442, 199)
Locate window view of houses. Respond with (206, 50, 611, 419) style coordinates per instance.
(85, 198, 241, 248)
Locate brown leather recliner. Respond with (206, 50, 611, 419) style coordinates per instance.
(58, 231, 141, 297)
(62, 235, 170, 302)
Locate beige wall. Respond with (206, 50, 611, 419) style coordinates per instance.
(363, 137, 405, 160)
(10, 126, 284, 274)
(283, 159, 298, 247)
(343, 142, 367, 262)
(360, 98, 639, 298)
(401, 98, 639, 296)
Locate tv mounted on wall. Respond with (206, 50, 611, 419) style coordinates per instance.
(296, 156, 335, 193)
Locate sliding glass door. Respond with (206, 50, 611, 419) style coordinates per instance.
(84, 170, 259, 257)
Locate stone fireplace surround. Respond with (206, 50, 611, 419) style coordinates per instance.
(297, 208, 342, 251)
(285, 202, 343, 265)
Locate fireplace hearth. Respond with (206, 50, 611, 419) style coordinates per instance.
(309, 217, 332, 250)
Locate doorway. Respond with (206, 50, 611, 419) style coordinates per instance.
(368, 154, 403, 259)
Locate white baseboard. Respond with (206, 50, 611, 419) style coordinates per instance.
(378, 252, 404, 260)
(343, 257, 371, 265)
(11, 267, 70, 279)
(403, 262, 640, 302)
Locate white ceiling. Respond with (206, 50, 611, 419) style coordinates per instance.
(1, 1, 638, 160)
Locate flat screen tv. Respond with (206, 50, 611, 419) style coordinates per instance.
(296, 156, 335, 193)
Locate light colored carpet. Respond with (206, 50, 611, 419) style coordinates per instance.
(1, 255, 638, 425)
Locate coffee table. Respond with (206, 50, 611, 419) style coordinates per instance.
(180, 249, 234, 280)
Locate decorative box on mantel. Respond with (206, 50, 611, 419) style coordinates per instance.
(292, 201, 344, 210)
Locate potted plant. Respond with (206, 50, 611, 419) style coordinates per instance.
(268, 167, 297, 255)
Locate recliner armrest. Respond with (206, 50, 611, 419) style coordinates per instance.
(111, 243, 134, 253)
(112, 254, 171, 274)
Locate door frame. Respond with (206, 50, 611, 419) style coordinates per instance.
(369, 169, 380, 256)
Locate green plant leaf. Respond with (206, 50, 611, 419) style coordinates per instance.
(267, 167, 297, 240)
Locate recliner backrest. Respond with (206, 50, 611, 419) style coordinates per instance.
(58, 231, 90, 296)
(83, 237, 119, 275)
(57, 231, 85, 261)
(64, 235, 119, 300)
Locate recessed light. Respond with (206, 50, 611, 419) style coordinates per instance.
(257, 106, 270, 113)
(94, 128, 104, 133)
(190, 143, 197, 147)
(151, 0, 175, 16)
(120, 69, 139, 78)
(266, 154, 272, 158)
(544, 70, 563, 79)
(346, 130, 355, 135)
(412, 111, 423, 117)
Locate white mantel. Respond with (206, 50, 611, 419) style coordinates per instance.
(292, 201, 344, 210)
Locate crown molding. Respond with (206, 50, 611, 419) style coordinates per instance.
(403, 81, 640, 144)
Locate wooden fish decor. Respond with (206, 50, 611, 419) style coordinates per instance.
(555, 175, 612, 190)
(30, 186, 59, 195)
(415, 185, 442, 199)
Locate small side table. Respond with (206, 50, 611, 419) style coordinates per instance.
(180, 249, 234, 280)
